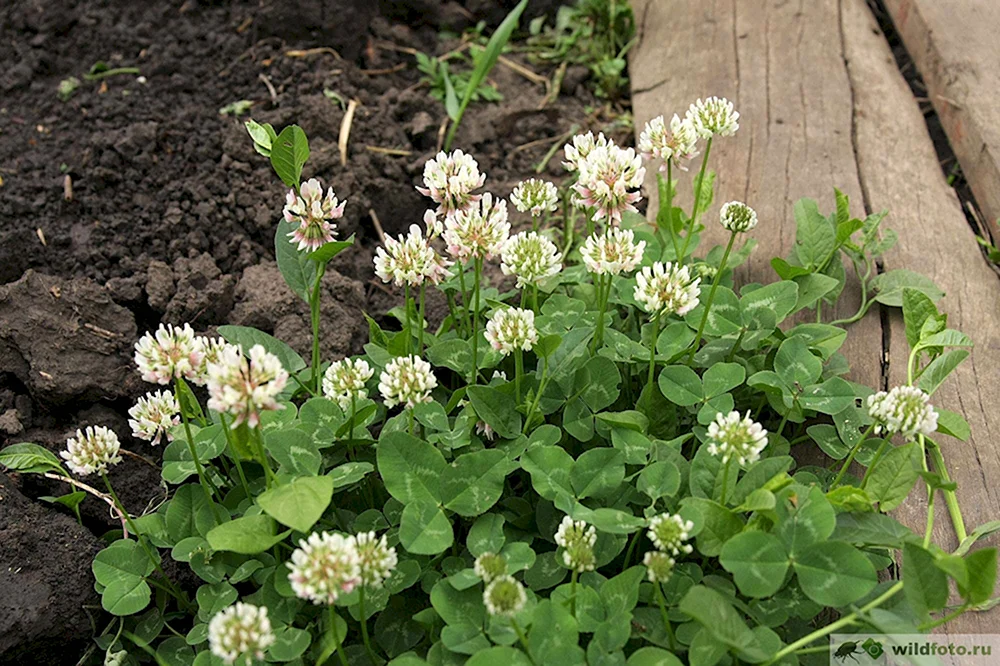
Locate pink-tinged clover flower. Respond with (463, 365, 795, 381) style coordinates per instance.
(283, 178, 346, 251)
(510, 178, 559, 217)
(686, 96, 740, 139)
(128, 390, 180, 446)
(287, 531, 361, 605)
(638, 113, 699, 171)
(351, 531, 398, 588)
(634, 261, 701, 318)
(134, 323, 204, 385)
(374, 224, 453, 287)
(417, 149, 486, 218)
(62, 425, 122, 477)
(500, 231, 563, 287)
(580, 227, 646, 276)
(443, 192, 510, 261)
(562, 131, 610, 172)
(208, 603, 275, 666)
(572, 143, 646, 225)
(206, 344, 289, 428)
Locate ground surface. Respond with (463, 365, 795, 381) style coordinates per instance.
(0, 0, 626, 661)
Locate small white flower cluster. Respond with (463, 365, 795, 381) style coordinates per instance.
(374, 224, 452, 287)
(687, 96, 740, 138)
(483, 575, 527, 618)
(208, 602, 275, 666)
(634, 262, 701, 318)
(638, 114, 699, 171)
(127, 389, 179, 446)
(485, 307, 539, 356)
(562, 131, 609, 172)
(510, 178, 559, 217)
(571, 141, 646, 226)
(500, 231, 563, 287)
(322, 358, 374, 411)
(867, 386, 938, 440)
(206, 344, 289, 429)
(134, 323, 204, 385)
(719, 201, 758, 233)
(353, 531, 399, 588)
(287, 530, 398, 605)
(443, 192, 511, 262)
(283, 178, 346, 251)
(62, 425, 122, 477)
(417, 149, 486, 218)
(473, 552, 508, 583)
(642, 551, 676, 583)
(581, 227, 646, 276)
(706, 410, 768, 466)
(647, 513, 694, 557)
(378, 355, 438, 409)
(554, 516, 598, 573)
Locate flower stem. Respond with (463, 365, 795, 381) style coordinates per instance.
(310, 264, 326, 393)
(470, 256, 483, 385)
(404, 283, 412, 356)
(457, 262, 472, 335)
(219, 413, 251, 501)
(646, 316, 661, 401)
(533, 285, 540, 314)
(511, 618, 536, 665)
(860, 438, 890, 489)
(654, 582, 677, 651)
(664, 159, 680, 260)
(593, 274, 608, 352)
(522, 357, 549, 435)
(719, 457, 733, 506)
(418, 283, 426, 355)
(679, 137, 713, 261)
(358, 586, 378, 664)
(328, 605, 350, 666)
(726, 328, 746, 362)
(927, 440, 968, 542)
(569, 569, 578, 617)
(688, 230, 736, 363)
(252, 426, 278, 489)
(175, 378, 222, 520)
(918, 603, 970, 631)
(830, 423, 877, 489)
(514, 349, 524, 406)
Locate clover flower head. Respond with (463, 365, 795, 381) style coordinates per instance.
(206, 344, 288, 429)
(573, 143, 646, 225)
(485, 307, 539, 356)
(638, 114, 699, 170)
(706, 410, 768, 466)
(648, 513, 694, 557)
(867, 386, 938, 440)
(634, 262, 701, 318)
(443, 192, 510, 261)
(374, 224, 453, 287)
(283, 178, 346, 251)
(128, 390, 180, 446)
(483, 575, 527, 618)
(322, 358, 373, 411)
(378, 355, 438, 409)
(287, 531, 361, 605)
(134, 323, 203, 385)
(720, 201, 758, 233)
(500, 231, 563, 287)
(554, 516, 598, 572)
(476, 420, 497, 441)
(563, 131, 610, 172)
(692, 262, 718, 280)
(62, 425, 122, 476)
(510, 179, 559, 217)
(473, 552, 508, 583)
(193, 337, 240, 386)
(351, 531, 398, 588)
(580, 227, 646, 276)
(686, 96, 740, 138)
(643, 550, 676, 583)
(423, 209, 444, 239)
(417, 149, 486, 218)
(208, 602, 275, 666)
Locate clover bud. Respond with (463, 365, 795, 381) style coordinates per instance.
(483, 575, 527, 618)
(647, 513, 695, 557)
(473, 552, 508, 583)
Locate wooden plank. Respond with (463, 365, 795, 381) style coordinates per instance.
(842, 0, 1000, 632)
(882, 0, 1000, 237)
(628, 0, 882, 388)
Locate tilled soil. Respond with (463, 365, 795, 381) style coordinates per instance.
(0, 0, 631, 662)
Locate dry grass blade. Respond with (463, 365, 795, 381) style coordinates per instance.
(365, 145, 413, 157)
(339, 99, 359, 166)
(369, 208, 387, 244)
(285, 47, 342, 60)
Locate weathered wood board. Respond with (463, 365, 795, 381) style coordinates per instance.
(882, 0, 1000, 239)
(630, 0, 1000, 633)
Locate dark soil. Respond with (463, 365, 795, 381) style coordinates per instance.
(0, 0, 631, 662)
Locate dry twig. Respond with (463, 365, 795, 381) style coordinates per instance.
(369, 208, 387, 244)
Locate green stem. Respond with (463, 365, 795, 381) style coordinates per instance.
(522, 357, 549, 434)
(622, 529, 641, 569)
(408, 408, 415, 436)
(920, 434, 935, 548)
(514, 349, 524, 406)
(918, 604, 970, 632)
(175, 378, 222, 519)
(764, 581, 904, 665)
(720, 457, 733, 506)
(252, 427, 277, 489)
(404, 283, 412, 356)
(457, 263, 473, 335)
(726, 328, 747, 362)
(775, 413, 789, 440)
(533, 285, 540, 314)
(327, 605, 350, 666)
(470, 256, 483, 385)
(569, 570, 579, 617)
(532, 213, 539, 233)
(831, 424, 877, 489)
(927, 441, 968, 542)
(679, 137, 713, 261)
(654, 582, 678, 651)
(860, 438, 890, 488)
(593, 274, 608, 352)
(511, 618, 537, 665)
(219, 413, 251, 501)
(646, 316, 661, 398)
(664, 159, 680, 260)
(418, 283, 426, 355)
(359, 586, 377, 664)
(688, 230, 736, 363)
(310, 264, 326, 393)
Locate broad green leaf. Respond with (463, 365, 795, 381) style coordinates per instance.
(833, 513, 915, 548)
(467, 514, 506, 557)
(799, 377, 856, 415)
(102, 576, 153, 616)
(776, 486, 836, 556)
(571, 449, 625, 499)
(466, 385, 521, 439)
(902, 288, 939, 349)
(683, 287, 741, 337)
(702, 363, 745, 398)
(740, 280, 799, 325)
(959, 548, 998, 604)
(257, 475, 333, 533)
(520, 445, 574, 500)
(431, 579, 486, 627)
(793, 198, 836, 270)
(529, 599, 582, 666)
(0, 442, 64, 473)
(196, 582, 238, 622)
(377, 431, 447, 504)
(637, 460, 681, 500)
(719, 531, 789, 598)
(918, 349, 969, 396)
(731, 456, 793, 505)
(903, 542, 949, 615)
(465, 647, 533, 666)
(793, 541, 877, 607)
(600, 566, 645, 615)
(576, 356, 621, 412)
(206, 515, 288, 554)
(269, 626, 311, 661)
(657, 365, 703, 406)
(775, 337, 822, 389)
(269, 124, 309, 189)
(218, 325, 307, 373)
(626, 648, 683, 666)
(265, 427, 321, 476)
(328, 462, 374, 489)
(871, 269, 944, 307)
(399, 501, 454, 555)
(274, 219, 316, 301)
(308, 235, 355, 265)
(441, 450, 515, 516)
(678, 586, 768, 662)
(245, 119, 275, 155)
(936, 409, 970, 441)
(793, 273, 840, 312)
(165, 484, 217, 542)
(866, 442, 919, 511)
(680, 497, 744, 556)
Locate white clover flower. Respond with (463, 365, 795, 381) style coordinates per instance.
(283, 178, 346, 252)
(423, 209, 444, 239)
(867, 386, 938, 440)
(554, 516, 598, 573)
(443, 192, 510, 261)
(638, 114, 699, 171)
(62, 425, 122, 477)
(485, 308, 539, 356)
(287, 531, 361, 605)
(573, 143, 646, 225)
(647, 513, 694, 557)
(322, 358, 373, 411)
(719, 201, 758, 233)
(208, 602, 275, 666)
(510, 179, 559, 217)
(686, 96, 740, 139)
(706, 410, 769, 466)
(580, 227, 646, 276)
(134, 323, 204, 385)
(562, 131, 610, 172)
(352, 531, 398, 588)
(378, 355, 438, 409)
(192, 336, 240, 386)
(483, 575, 527, 618)
(476, 420, 497, 442)
(417, 149, 486, 218)
(473, 552, 508, 583)
(206, 345, 289, 429)
(374, 224, 453, 287)
(643, 550, 676, 583)
(500, 232, 563, 287)
(634, 262, 701, 318)
(128, 390, 179, 446)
